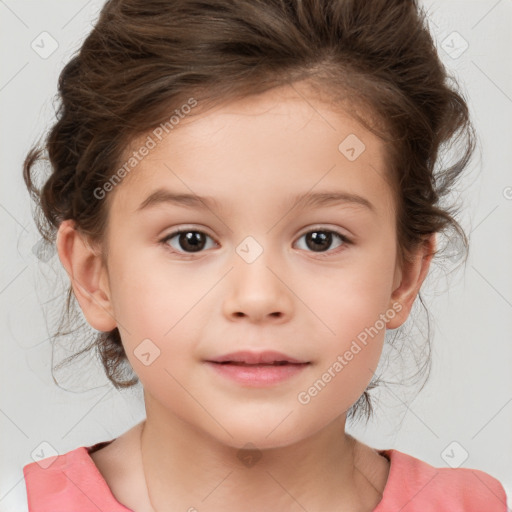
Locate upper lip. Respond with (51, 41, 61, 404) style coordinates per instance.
(206, 350, 309, 364)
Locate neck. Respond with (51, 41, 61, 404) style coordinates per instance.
(139, 407, 378, 512)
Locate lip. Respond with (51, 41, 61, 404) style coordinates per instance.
(205, 350, 308, 365)
(204, 350, 310, 387)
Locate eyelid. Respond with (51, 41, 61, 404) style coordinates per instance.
(161, 224, 216, 238)
(297, 224, 353, 241)
(294, 226, 353, 258)
(160, 224, 353, 258)
(160, 224, 352, 242)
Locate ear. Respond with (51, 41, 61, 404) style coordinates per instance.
(56, 219, 117, 332)
(386, 233, 436, 329)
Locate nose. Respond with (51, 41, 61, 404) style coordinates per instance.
(222, 247, 293, 324)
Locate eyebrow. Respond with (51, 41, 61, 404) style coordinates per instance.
(136, 188, 376, 214)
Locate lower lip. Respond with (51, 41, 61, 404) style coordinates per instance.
(205, 362, 309, 387)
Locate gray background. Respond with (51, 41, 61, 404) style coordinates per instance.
(1, 0, 511, 510)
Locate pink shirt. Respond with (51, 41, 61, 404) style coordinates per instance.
(23, 440, 507, 511)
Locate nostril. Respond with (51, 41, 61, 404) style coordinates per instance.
(231, 311, 282, 318)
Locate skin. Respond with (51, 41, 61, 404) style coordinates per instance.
(57, 82, 435, 512)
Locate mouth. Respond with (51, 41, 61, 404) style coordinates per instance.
(204, 350, 310, 386)
(205, 350, 309, 365)
(211, 361, 304, 366)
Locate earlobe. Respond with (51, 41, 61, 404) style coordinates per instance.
(56, 219, 117, 332)
(386, 234, 436, 329)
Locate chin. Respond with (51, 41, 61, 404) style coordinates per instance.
(207, 417, 316, 452)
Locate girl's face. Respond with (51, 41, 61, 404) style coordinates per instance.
(90, 84, 423, 448)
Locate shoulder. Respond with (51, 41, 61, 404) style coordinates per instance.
(374, 448, 508, 512)
(22, 439, 131, 512)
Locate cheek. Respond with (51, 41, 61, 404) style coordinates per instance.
(300, 247, 396, 398)
(304, 253, 396, 342)
(298, 304, 388, 417)
(106, 251, 211, 375)
(296, 345, 382, 424)
(108, 248, 197, 334)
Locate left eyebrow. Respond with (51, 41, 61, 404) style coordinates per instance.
(136, 188, 376, 214)
(288, 190, 376, 214)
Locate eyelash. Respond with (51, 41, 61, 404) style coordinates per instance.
(159, 226, 353, 258)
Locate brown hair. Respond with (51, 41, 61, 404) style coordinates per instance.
(23, 0, 476, 424)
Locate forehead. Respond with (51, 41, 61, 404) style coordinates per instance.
(109, 84, 394, 218)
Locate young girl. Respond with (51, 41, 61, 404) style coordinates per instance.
(21, 0, 508, 510)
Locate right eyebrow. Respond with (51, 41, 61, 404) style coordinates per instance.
(136, 188, 222, 212)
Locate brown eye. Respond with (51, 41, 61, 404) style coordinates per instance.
(162, 230, 216, 253)
(295, 229, 351, 255)
(306, 231, 333, 252)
